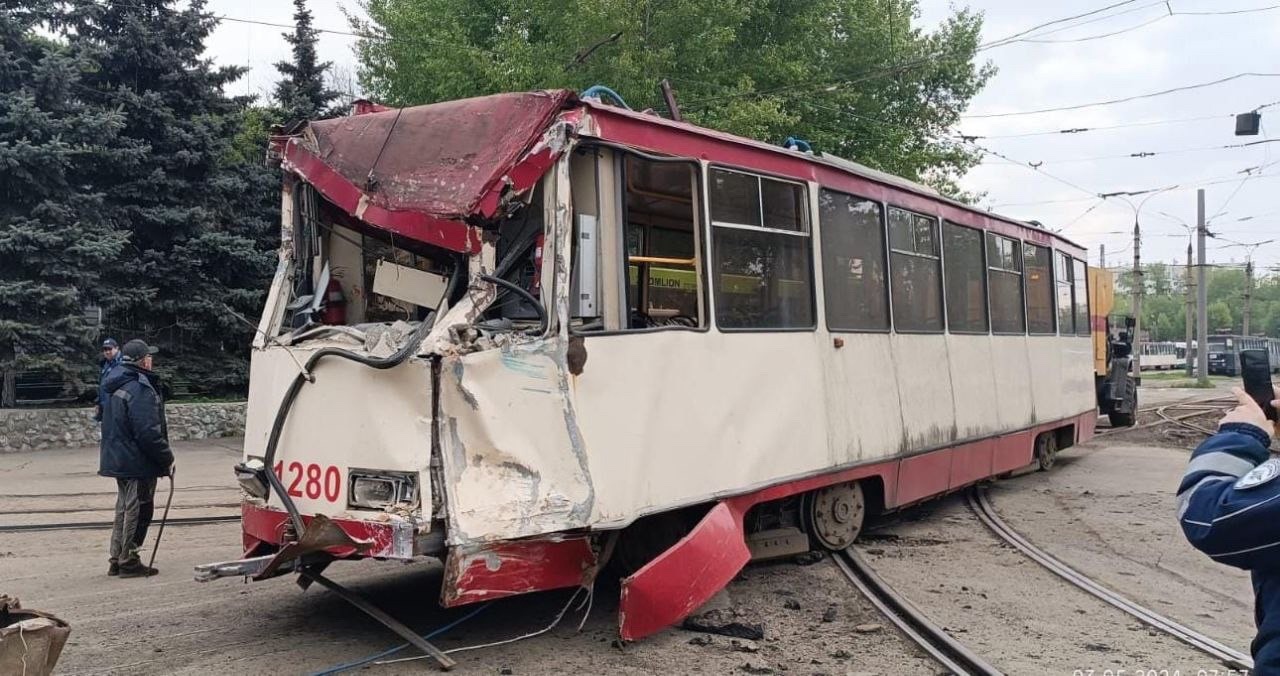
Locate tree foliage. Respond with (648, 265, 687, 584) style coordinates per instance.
(63, 0, 276, 394)
(0, 2, 134, 405)
(1113, 263, 1280, 340)
(274, 0, 339, 121)
(352, 0, 994, 197)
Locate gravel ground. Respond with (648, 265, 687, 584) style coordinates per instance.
(1, 388, 1257, 675)
(0, 441, 939, 676)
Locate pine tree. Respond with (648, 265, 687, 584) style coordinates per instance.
(67, 0, 276, 394)
(0, 2, 133, 406)
(274, 0, 339, 120)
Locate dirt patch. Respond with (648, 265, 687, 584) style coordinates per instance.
(861, 488, 1236, 673)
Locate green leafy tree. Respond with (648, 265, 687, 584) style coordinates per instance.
(274, 0, 339, 120)
(1209, 300, 1234, 334)
(66, 0, 276, 394)
(352, 0, 994, 198)
(0, 3, 134, 406)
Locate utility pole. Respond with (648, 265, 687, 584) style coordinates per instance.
(1132, 214, 1143, 378)
(1100, 244, 1106, 268)
(1185, 238, 1194, 376)
(1244, 259, 1254, 335)
(1196, 189, 1209, 385)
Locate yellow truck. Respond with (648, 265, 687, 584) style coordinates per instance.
(1089, 267, 1137, 427)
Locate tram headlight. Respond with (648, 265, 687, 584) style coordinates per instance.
(348, 470, 419, 509)
(235, 458, 269, 499)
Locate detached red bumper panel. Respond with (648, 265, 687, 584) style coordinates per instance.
(241, 503, 416, 559)
(441, 536, 596, 607)
(618, 502, 751, 641)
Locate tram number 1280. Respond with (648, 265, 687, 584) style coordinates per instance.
(272, 461, 341, 502)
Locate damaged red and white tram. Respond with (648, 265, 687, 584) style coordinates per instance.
(196, 89, 1100, 642)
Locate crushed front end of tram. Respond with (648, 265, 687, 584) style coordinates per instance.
(196, 91, 605, 613)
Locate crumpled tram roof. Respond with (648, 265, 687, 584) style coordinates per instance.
(292, 90, 575, 247)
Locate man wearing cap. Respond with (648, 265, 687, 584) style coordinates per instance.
(99, 339, 174, 577)
(94, 339, 121, 422)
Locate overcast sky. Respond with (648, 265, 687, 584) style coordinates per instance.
(205, 0, 1280, 271)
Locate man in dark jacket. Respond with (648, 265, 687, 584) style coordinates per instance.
(94, 338, 121, 422)
(99, 339, 174, 577)
(1178, 387, 1280, 670)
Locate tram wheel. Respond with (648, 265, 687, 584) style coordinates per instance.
(804, 481, 865, 550)
(1034, 432, 1059, 472)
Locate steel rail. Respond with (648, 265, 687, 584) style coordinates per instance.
(833, 548, 1003, 676)
(1097, 395, 1234, 436)
(0, 514, 240, 534)
(968, 486, 1253, 670)
(1153, 404, 1220, 436)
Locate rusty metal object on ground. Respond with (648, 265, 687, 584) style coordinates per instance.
(0, 596, 71, 676)
(301, 571, 456, 671)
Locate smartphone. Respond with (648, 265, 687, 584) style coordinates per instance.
(1240, 349, 1278, 421)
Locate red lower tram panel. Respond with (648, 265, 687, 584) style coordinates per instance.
(242, 412, 1095, 641)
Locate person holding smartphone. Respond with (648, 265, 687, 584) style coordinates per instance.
(1178, 385, 1280, 670)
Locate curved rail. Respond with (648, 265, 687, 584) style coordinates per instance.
(1097, 395, 1233, 437)
(0, 514, 240, 534)
(832, 548, 1003, 676)
(1153, 402, 1225, 436)
(967, 486, 1252, 670)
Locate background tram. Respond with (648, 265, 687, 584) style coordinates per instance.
(1207, 334, 1280, 376)
(1137, 341, 1184, 370)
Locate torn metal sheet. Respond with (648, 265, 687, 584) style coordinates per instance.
(618, 502, 749, 641)
(241, 503, 422, 560)
(276, 90, 576, 256)
(437, 338, 594, 544)
(440, 535, 596, 607)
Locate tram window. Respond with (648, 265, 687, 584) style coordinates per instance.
(710, 168, 814, 329)
(942, 221, 987, 333)
(622, 155, 703, 329)
(887, 207, 943, 332)
(1072, 258, 1089, 336)
(1053, 251, 1074, 333)
(1024, 243, 1054, 334)
(819, 189, 889, 331)
(987, 233, 1025, 334)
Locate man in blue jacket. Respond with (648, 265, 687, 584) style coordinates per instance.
(1179, 386, 1280, 670)
(94, 338, 121, 422)
(99, 339, 175, 578)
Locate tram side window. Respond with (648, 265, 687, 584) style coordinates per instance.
(710, 168, 814, 329)
(987, 233, 1025, 333)
(887, 207, 943, 332)
(819, 189, 889, 331)
(1024, 243, 1054, 334)
(942, 221, 987, 333)
(1053, 251, 1074, 333)
(623, 155, 703, 329)
(1072, 258, 1089, 336)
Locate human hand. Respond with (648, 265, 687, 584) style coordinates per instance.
(1219, 387, 1280, 439)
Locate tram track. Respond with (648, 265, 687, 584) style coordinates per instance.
(0, 514, 240, 534)
(967, 485, 1253, 671)
(1097, 395, 1234, 438)
(833, 548, 1003, 675)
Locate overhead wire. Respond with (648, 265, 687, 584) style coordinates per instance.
(963, 73, 1280, 119)
(961, 113, 1233, 140)
(979, 138, 1280, 167)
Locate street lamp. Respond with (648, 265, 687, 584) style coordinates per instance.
(1158, 211, 1203, 376)
(1212, 237, 1275, 335)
